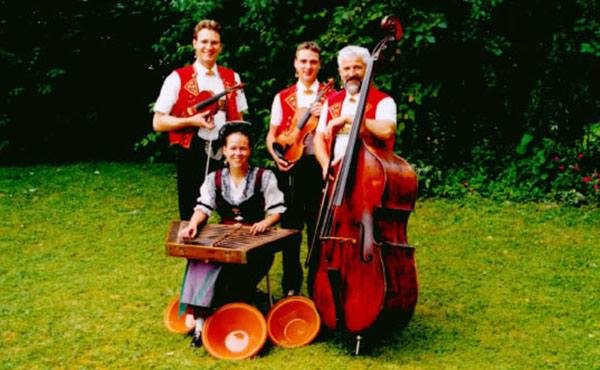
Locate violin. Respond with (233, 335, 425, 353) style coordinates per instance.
(310, 16, 418, 353)
(187, 83, 245, 141)
(272, 79, 335, 164)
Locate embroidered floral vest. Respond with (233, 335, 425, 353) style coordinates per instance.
(169, 65, 241, 148)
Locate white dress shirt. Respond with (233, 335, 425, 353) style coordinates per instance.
(316, 91, 396, 162)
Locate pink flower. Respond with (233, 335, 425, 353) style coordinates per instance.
(559, 166, 565, 170)
(578, 153, 584, 158)
(573, 166, 580, 171)
(554, 156, 559, 161)
(583, 177, 591, 182)
(595, 185, 599, 190)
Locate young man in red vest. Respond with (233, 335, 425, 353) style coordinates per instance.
(153, 19, 248, 220)
(314, 45, 397, 180)
(266, 42, 334, 297)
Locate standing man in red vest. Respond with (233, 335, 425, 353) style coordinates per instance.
(266, 42, 334, 297)
(153, 19, 248, 220)
(314, 45, 397, 180)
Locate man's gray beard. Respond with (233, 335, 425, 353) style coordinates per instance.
(344, 79, 362, 94)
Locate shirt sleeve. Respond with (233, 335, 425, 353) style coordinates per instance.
(193, 172, 217, 217)
(234, 72, 249, 113)
(260, 170, 287, 215)
(375, 97, 397, 123)
(316, 100, 330, 133)
(153, 72, 181, 114)
(269, 93, 283, 127)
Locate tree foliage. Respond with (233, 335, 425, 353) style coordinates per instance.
(1, 0, 599, 201)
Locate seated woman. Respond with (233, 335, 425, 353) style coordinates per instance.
(177, 121, 286, 347)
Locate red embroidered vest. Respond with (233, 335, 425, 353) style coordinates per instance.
(169, 65, 242, 148)
(325, 87, 394, 150)
(275, 83, 334, 136)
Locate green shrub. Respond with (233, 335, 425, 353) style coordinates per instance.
(417, 131, 600, 205)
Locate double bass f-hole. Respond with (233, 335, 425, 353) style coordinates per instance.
(358, 222, 374, 263)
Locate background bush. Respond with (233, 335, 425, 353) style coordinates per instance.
(1, 0, 599, 203)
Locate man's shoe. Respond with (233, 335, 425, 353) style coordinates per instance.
(190, 331, 202, 348)
(286, 290, 296, 297)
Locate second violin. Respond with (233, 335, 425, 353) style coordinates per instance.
(272, 79, 335, 164)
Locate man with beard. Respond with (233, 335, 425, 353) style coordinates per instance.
(314, 45, 397, 180)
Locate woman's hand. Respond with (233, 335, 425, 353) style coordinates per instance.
(249, 220, 270, 235)
(178, 225, 198, 240)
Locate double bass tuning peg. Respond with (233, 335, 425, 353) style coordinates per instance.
(381, 15, 403, 41)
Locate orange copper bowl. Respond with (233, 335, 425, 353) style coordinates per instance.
(202, 303, 267, 360)
(163, 295, 196, 334)
(266, 296, 321, 348)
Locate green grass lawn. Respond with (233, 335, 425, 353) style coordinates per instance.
(1, 162, 599, 369)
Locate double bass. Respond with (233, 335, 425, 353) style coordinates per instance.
(311, 16, 418, 352)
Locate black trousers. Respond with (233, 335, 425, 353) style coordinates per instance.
(277, 155, 324, 295)
(175, 137, 221, 221)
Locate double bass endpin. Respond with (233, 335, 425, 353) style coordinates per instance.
(354, 335, 363, 356)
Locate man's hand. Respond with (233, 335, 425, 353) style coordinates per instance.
(274, 156, 295, 172)
(191, 110, 215, 130)
(250, 220, 270, 235)
(321, 157, 341, 181)
(326, 114, 353, 138)
(321, 163, 329, 181)
(310, 102, 323, 119)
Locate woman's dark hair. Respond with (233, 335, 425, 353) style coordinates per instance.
(218, 121, 254, 148)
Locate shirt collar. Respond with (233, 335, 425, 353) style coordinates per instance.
(296, 80, 320, 94)
(344, 90, 360, 103)
(194, 60, 219, 76)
